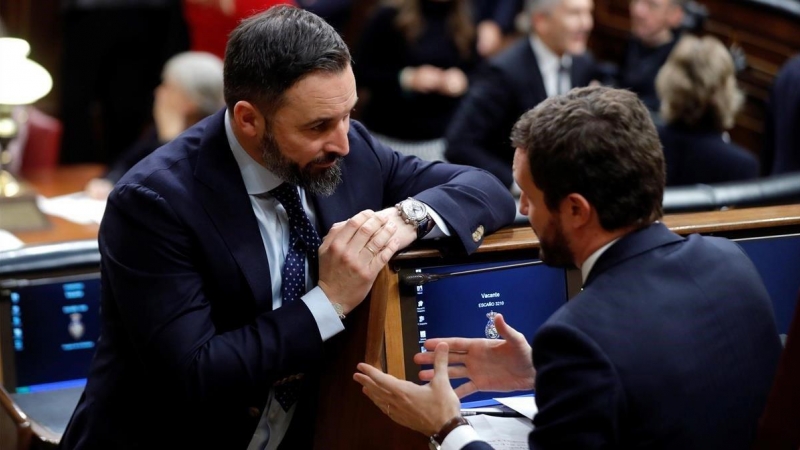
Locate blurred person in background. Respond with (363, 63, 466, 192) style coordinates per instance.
(355, 0, 479, 161)
(615, 0, 686, 114)
(471, 0, 524, 57)
(444, 0, 596, 189)
(655, 34, 758, 186)
(85, 51, 225, 200)
(762, 54, 800, 175)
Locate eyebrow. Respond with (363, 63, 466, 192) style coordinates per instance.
(302, 97, 359, 128)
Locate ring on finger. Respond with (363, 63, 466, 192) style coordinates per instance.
(365, 245, 377, 256)
(386, 404, 390, 417)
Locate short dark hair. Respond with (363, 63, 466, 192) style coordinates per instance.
(223, 5, 352, 119)
(511, 86, 665, 231)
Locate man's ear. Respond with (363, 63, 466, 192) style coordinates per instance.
(232, 101, 265, 139)
(561, 193, 593, 229)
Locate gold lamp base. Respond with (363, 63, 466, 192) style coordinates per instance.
(0, 169, 50, 232)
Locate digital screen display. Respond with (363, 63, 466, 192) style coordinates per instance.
(400, 258, 568, 407)
(2, 273, 100, 393)
(735, 233, 800, 337)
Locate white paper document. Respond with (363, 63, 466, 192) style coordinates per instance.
(37, 193, 106, 225)
(496, 394, 538, 420)
(0, 229, 24, 251)
(466, 415, 534, 450)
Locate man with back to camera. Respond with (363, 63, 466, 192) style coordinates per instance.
(355, 86, 782, 449)
(57, 5, 516, 450)
(444, 0, 596, 189)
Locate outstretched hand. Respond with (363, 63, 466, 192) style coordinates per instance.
(414, 313, 535, 398)
(354, 342, 462, 437)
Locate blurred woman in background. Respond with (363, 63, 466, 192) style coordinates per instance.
(354, 0, 479, 160)
(655, 34, 758, 186)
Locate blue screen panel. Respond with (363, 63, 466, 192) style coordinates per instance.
(5, 273, 100, 393)
(403, 258, 568, 406)
(735, 233, 800, 337)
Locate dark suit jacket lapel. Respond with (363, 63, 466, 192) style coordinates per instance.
(521, 42, 548, 103)
(193, 111, 274, 309)
(571, 53, 595, 88)
(584, 222, 683, 288)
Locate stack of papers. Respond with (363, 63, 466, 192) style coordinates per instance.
(0, 229, 24, 251)
(462, 394, 537, 450)
(37, 193, 106, 225)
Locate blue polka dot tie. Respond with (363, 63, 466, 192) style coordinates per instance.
(269, 182, 321, 411)
(270, 182, 322, 304)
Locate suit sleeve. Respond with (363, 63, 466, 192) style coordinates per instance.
(529, 322, 626, 449)
(350, 121, 516, 254)
(444, 66, 517, 188)
(100, 182, 325, 406)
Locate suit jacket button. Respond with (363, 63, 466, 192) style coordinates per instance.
(472, 225, 485, 243)
(248, 406, 261, 418)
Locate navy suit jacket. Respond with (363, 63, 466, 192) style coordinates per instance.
(465, 223, 781, 449)
(658, 124, 759, 186)
(59, 111, 516, 449)
(764, 54, 800, 175)
(444, 38, 596, 187)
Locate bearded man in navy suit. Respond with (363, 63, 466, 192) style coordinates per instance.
(58, 6, 516, 450)
(356, 86, 781, 450)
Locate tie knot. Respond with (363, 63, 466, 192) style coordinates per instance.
(270, 182, 302, 210)
(269, 183, 321, 252)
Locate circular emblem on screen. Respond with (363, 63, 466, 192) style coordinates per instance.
(68, 313, 85, 340)
(484, 310, 499, 339)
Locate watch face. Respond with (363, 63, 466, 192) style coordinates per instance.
(402, 200, 427, 221)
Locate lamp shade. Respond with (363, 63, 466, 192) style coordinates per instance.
(0, 37, 53, 105)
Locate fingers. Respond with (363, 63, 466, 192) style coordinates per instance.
(423, 337, 471, 352)
(366, 221, 399, 264)
(494, 314, 525, 344)
(418, 363, 469, 382)
(354, 363, 402, 415)
(432, 342, 450, 379)
(323, 210, 400, 264)
(454, 380, 478, 399)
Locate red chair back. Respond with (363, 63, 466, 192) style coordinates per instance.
(20, 107, 62, 173)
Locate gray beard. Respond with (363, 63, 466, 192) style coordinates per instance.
(260, 131, 343, 197)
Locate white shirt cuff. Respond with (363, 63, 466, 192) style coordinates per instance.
(301, 286, 345, 341)
(423, 205, 450, 239)
(441, 424, 482, 450)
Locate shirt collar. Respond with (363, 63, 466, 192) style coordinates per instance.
(224, 109, 284, 195)
(580, 238, 620, 285)
(530, 35, 572, 74)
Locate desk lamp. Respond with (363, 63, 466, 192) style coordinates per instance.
(0, 37, 52, 231)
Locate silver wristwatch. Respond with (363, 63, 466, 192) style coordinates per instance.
(395, 198, 434, 239)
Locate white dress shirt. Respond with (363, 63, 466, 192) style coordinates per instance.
(530, 36, 572, 98)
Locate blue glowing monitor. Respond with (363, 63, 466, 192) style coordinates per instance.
(398, 257, 571, 407)
(1, 271, 100, 394)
